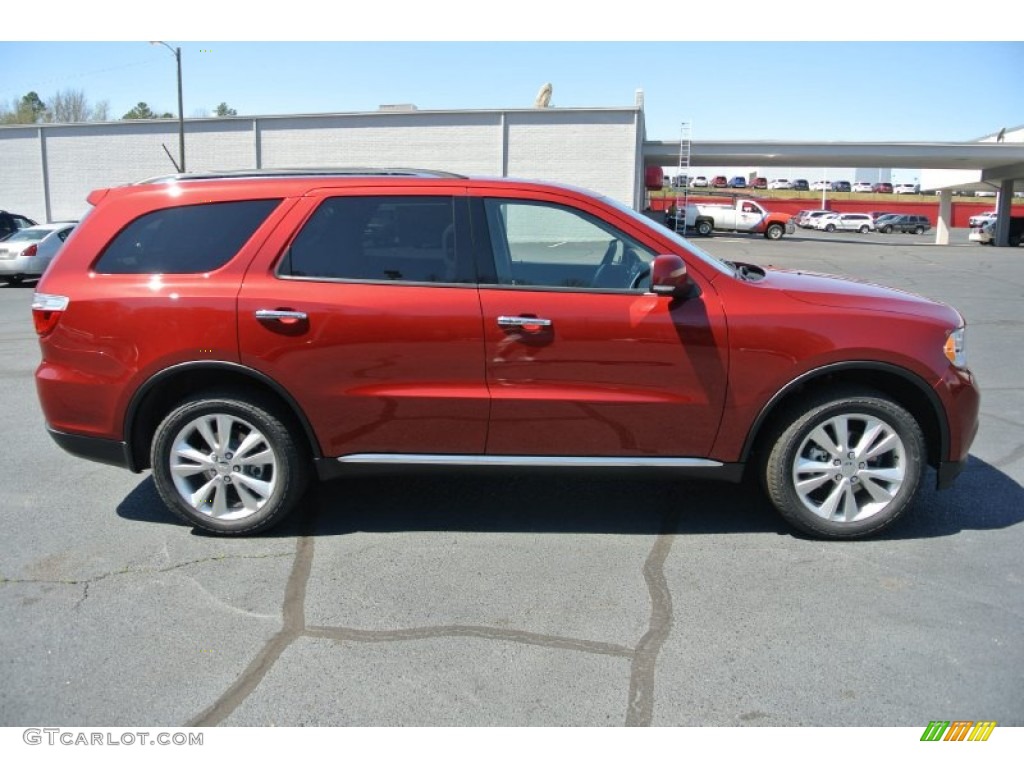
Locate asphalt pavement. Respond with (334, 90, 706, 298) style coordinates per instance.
(1, 227, 1021, 726)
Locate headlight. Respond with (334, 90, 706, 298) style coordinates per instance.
(944, 327, 967, 368)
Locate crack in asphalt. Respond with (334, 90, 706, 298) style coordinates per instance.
(188, 536, 315, 727)
(1, 551, 293, 588)
(625, 508, 680, 726)
(305, 624, 634, 657)
(186, 506, 683, 727)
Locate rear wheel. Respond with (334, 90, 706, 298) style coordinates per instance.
(914, 226, 925, 235)
(764, 388, 924, 539)
(695, 218, 713, 236)
(151, 395, 310, 535)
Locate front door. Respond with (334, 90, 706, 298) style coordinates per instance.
(473, 195, 729, 458)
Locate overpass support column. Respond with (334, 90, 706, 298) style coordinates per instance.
(935, 190, 951, 244)
(995, 180, 1014, 246)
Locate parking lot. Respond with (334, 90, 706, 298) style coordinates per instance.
(1, 228, 1021, 727)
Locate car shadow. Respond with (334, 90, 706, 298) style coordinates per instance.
(115, 455, 1023, 541)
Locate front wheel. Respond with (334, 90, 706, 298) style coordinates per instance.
(764, 223, 784, 240)
(151, 395, 310, 535)
(881, 225, 893, 234)
(859, 225, 870, 233)
(764, 389, 924, 539)
(825, 224, 836, 232)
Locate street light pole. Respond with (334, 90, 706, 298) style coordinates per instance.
(151, 41, 185, 173)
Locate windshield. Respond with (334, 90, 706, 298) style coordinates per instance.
(598, 194, 734, 276)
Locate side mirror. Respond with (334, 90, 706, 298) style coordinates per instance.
(650, 254, 694, 298)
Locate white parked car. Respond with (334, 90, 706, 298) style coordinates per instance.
(969, 210, 997, 228)
(852, 182, 873, 193)
(768, 179, 792, 190)
(817, 213, 876, 233)
(811, 180, 831, 191)
(691, 176, 708, 188)
(0, 222, 76, 284)
(894, 183, 918, 194)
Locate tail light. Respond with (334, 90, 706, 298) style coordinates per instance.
(23, 244, 38, 257)
(32, 293, 69, 336)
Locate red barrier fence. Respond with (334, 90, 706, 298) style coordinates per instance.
(648, 194, 1022, 228)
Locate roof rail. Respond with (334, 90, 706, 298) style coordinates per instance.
(134, 168, 467, 184)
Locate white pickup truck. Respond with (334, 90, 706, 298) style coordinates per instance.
(667, 199, 795, 240)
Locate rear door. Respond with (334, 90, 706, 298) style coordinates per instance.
(238, 187, 489, 459)
(470, 188, 729, 458)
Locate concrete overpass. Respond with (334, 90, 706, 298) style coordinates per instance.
(643, 133, 1024, 245)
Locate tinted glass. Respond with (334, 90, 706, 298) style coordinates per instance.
(95, 200, 280, 274)
(280, 196, 466, 283)
(482, 199, 656, 291)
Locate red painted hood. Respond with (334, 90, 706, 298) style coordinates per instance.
(764, 267, 963, 325)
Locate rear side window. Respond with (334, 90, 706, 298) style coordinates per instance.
(94, 200, 280, 274)
(278, 196, 469, 283)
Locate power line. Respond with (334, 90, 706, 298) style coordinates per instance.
(4, 56, 162, 96)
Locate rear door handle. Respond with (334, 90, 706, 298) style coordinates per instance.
(255, 309, 308, 321)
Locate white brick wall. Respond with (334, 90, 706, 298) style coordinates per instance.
(260, 113, 504, 176)
(0, 108, 643, 222)
(506, 110, 639, 206)
(0, 128, 46, 223)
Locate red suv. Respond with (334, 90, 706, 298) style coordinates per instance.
(33, 170, 979, 539)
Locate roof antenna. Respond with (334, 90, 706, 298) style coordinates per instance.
(162, 143, 182, 173)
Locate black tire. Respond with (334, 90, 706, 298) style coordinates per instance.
(914, 226, 925, 235)
(764, 223, 784, 240)
(6, 275, 22, 286)
(859, 225, 870, 234)
(150, 394, 310, 535)
(763, 388, 924, 539)
(825, 223, 836, 232)
(881, 225, 893, 234)
(696, 218, 713, 237)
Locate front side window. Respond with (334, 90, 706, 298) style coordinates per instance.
(95, 199, 280, 274)
(482, 199, 656, 291)
(279, 196, 468, 284)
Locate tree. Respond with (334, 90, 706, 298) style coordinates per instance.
(19, 91, 47, 122)
(91, 100, 110, 122)
(47, 89, 91, 123)
(123, 102, 162, 120)
(214, 102, 237, 117)
(0, 91, 48, 124)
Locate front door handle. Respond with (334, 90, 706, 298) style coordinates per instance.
(497, 315, 552, 331)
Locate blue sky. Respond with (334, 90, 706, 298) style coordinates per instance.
(3, 40, 1021, 145)
(3, 10, 1022, 186)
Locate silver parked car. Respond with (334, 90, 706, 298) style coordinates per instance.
(0, 222, 76, 284)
